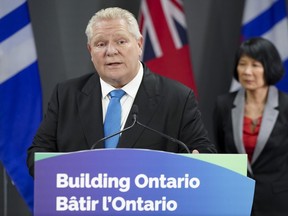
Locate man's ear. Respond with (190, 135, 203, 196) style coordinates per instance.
(87, 44, 91, 52)
(138, 37, 143, 57)
(87, 44, 93, 61)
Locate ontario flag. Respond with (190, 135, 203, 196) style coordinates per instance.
(139, 0, 197, 94)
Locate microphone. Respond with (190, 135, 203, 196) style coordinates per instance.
(90, 105, 138, 150)
(133, 105, 191, 154)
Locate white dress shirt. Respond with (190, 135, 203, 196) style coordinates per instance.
(100, 62, 143, 130)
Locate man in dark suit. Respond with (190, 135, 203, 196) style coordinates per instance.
(27, 7, 216, 177)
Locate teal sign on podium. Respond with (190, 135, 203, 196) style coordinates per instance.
(34, 149, 255, 215)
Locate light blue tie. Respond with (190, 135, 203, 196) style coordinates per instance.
(104, 89, 126, 148)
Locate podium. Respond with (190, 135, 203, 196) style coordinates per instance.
(34, 149, 255, 215)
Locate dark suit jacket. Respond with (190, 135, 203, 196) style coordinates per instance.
(213, 86, 288, 215)
(27, 64, 216, 176)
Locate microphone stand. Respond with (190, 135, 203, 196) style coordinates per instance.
(90, 115, 137, 150)
(135, 121, 191, 154)
(91, 104, 191, 154)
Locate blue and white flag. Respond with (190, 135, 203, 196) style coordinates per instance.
(231, 0, 288, 92)
(0, 0, 42, 211)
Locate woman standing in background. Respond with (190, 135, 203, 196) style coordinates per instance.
(213, 37, 288, 216)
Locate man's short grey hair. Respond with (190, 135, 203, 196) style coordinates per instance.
(85, 7, 142, 43)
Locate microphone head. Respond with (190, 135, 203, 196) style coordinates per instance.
(132, 104, 138, 115)
(131, 104, 138, 122)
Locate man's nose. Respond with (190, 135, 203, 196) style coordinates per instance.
(106, 43, 118, 56)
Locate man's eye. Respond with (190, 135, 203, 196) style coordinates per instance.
(117, 40, 126, 45)
(96, 42, 105, 47)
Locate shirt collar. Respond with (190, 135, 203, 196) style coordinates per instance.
(100, 61, 143, 99)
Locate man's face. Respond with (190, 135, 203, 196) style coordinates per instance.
(87, 18, 143, 88)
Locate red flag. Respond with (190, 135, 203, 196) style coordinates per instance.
(139, 0, 197, 94)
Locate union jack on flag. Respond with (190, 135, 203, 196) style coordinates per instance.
(139, 0, 197, 93)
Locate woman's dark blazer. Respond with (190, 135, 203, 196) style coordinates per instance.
(213, 86, 288, 215)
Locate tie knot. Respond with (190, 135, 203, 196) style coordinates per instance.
(109, 89, 125, 99)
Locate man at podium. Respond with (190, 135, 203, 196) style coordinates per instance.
(27, 7, 216, 177)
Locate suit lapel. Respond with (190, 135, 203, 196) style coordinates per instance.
(232, 89, 254, 174)
(251, 86, 279, 164)
(77, 74, 105, 149)
(118, 67, 162, 148)
(232, 89, 246, 154)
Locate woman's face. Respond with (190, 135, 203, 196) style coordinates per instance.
(237, 55, 266, 91)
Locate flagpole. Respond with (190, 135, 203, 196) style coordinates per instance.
(3, 167, 8, 216)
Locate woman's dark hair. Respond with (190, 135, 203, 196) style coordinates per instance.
(233, 37, 284, 85)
